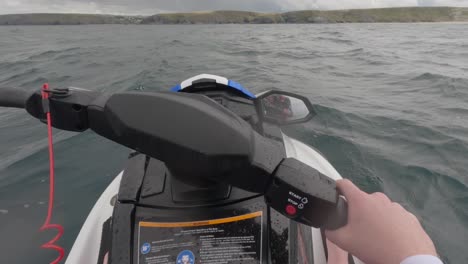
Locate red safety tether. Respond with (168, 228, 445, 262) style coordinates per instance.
(40, 83, 65, 264)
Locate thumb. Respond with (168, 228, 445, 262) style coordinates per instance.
(336, 179, 365, 204)
(325, 179, 363, 241)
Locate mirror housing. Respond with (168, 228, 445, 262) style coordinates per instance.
(256, 90, 316, 125)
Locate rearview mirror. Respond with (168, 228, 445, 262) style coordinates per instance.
(256, 90, 315, 125)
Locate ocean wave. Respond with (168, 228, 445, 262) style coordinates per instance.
(315, 36, 354, 45)
(222, 49, 271, 57)
(15, 76, 48, 87)
(408, 73, 468, 98)
(9, 28, 22, 33)
(274, 50, 318, 59)
(310, 103, 468, 159)
(439, 107, 468, 115)
(0, 67, 40, 83)
(318, 31, 345, 37)
(345, 47, 364, 54)
(241, 36, 261, 41)
(28, 47, 81, 60)
(411, 72, 452, 81)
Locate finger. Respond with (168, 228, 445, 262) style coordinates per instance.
(408, 212, 420, 224)
(371, 192, 391, 204)
(326, 238, 349, 264)
(336, 179, 366, 204)
(325, 227, 351, 249)
(392, 201, 408, 211)
(103, 252, 109, 264)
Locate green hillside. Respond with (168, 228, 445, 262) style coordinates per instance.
(0, 13, 143, 25)
(282, 7, 467, 23)
(1, 7, 467, 25)
(142, 7, 468, 24)
(141, 11, 284, 24)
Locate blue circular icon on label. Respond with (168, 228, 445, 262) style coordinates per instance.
(176, 250, 195, 264)
(141, 242, 151, 255)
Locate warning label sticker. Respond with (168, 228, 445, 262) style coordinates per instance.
(137, 211, 263, 264)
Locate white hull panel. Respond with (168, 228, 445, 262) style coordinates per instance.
(66, 135, 361, 264)
(66, 173, 122, 264)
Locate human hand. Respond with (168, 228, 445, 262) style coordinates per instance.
(326, 238, 348, 264)
(325, 179, 437, 264)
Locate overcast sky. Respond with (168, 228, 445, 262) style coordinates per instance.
(1, 0, 468, 15)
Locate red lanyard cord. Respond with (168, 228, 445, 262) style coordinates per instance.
(40, 83, 65, 264)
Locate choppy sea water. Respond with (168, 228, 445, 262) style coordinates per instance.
(0, 24, 467, 263)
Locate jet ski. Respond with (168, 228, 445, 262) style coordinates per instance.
(0, 74, 362, 264)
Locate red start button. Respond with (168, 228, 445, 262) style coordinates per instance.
(285, 204, 297, 216)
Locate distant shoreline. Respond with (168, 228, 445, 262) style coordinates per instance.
(1, 7, 468, 25)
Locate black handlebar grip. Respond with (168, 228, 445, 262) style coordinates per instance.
(0, 87, 30, 108)
(324, 195, 348, 230)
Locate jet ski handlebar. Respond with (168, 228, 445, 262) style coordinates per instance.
(0, 87, 347, 230)
(0, 87, 32, 108)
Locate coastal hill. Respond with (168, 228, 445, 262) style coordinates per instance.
(143, 7, 468, 24)
(1, 7, 468, 25)
(0, 13, 143, 25)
